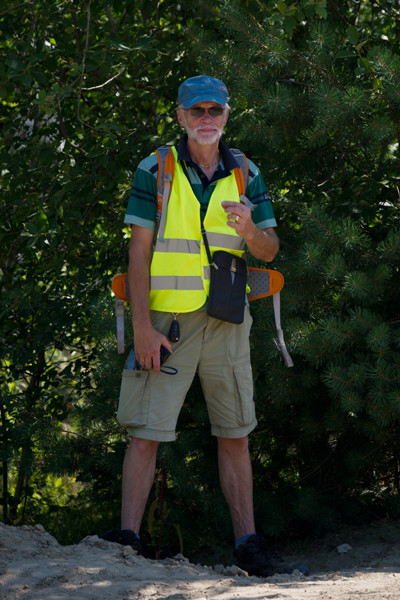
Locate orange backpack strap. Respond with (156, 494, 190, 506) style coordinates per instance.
(230, 148, 257, 212)
(234, 165, 246, 196)
(230, 148, 248, 194)
(155, 146, 175, 242)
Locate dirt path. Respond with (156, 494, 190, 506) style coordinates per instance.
(1, 521, 400, 599)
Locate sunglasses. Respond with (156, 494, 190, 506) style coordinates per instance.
(182, 106, 225, 117)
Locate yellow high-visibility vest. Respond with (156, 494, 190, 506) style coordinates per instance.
(149, 147, 245, 313)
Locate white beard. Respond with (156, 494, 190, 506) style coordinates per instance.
(183, 115, 224, 145)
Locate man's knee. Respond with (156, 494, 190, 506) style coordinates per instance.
(217, 435, 249, 453)
(127, 437, 160, 456)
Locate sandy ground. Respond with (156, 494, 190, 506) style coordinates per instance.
(2, 521, 400, 599)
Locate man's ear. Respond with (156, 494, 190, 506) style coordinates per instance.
(177, 108, 185, 128)
(223, 107, 230, 126)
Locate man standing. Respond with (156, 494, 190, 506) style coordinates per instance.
(104, 76, 307, 577)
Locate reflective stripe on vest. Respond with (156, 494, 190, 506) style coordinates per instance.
(149, 147, 244, 313)
(151, 275, 204, 290)
(204, 231, 245, 252)
(154, 239, 201, 254)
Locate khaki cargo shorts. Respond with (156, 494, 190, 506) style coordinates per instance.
(117, 306, 257, 442)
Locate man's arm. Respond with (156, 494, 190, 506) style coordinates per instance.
(245, 226, 279, 262)
(128, 225, 172, 372)
(221, 201, 279, 262)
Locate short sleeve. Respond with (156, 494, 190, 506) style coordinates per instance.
(246, 158, 277, 229)
(124, 154, 158, 230)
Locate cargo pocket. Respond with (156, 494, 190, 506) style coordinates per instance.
(117, 369, 150, 429)
(233, 361, 255, 426)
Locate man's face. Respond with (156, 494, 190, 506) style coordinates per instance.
(177, 101, 229, 145)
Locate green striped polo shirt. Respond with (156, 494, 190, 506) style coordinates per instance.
(124, 135, 277, 230)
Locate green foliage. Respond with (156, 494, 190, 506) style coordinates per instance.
(0, 0, 196, 533)
(191, 0, 400, 228)
(248, 203, 400, 537)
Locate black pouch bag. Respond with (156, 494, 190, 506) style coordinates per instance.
(207, 250, 247, 324)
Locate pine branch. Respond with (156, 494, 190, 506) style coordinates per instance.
(82, 70, 125, 91)
(105, 4, 118, 33)
(327, 0, 351, 26)
(77, 0, 92, 121)
(0, 1, 32, 18)
(184, 24, 265, 95)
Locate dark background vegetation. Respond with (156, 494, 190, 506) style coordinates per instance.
(1, 0, 400, 561)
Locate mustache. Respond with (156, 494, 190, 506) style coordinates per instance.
(193, 125, 219, 132)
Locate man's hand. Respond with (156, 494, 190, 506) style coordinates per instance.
(133, 324, 172, 373)
(222, 201, 254, 238)
(221, 201, 279, 262)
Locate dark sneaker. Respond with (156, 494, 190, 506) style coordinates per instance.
(100, 528, 150, 558)
(234, 534, 309, 578)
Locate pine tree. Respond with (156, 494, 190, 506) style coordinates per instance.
(186, 0, 400, 537)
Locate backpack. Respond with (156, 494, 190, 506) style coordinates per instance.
(112, 146, 293, 367)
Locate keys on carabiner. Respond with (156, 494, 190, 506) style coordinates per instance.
(168, 313, 180, 343)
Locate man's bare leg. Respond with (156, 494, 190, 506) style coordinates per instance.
(121, 437, 159, 532)
(217, 436, 256, 539)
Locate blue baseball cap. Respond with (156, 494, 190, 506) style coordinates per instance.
(177, 75, 229, 108)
